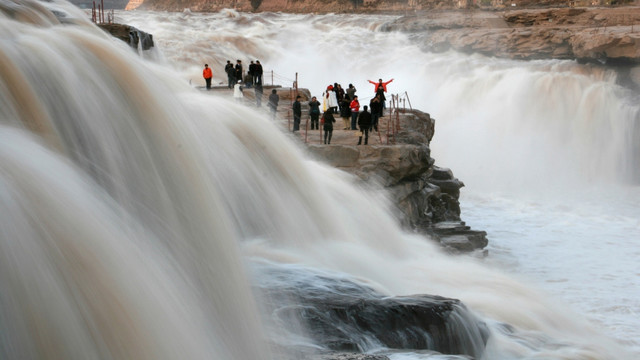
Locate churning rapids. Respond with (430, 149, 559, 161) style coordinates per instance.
(1, 1, 639, 359)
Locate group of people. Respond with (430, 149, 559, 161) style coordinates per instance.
(202, 59, 265, 90)
(224, 59, 264, 89)
(203, 65, 395, 146)
(292, 78, 393, 145)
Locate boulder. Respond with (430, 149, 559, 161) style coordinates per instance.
(254, 264, 490, 359)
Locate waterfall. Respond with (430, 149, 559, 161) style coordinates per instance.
(1, 3, 637, 359)
(1, 2, 269, 359)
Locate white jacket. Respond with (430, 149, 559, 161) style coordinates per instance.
(233, 83, 243, 98)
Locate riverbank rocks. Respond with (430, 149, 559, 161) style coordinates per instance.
(382, 7, 640, 65)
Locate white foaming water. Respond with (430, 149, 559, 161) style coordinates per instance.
(0, 3, 637, 359)
(117, 9, 640, 358)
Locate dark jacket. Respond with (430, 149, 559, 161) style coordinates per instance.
(308, 100, 321, 115)
(322, 111, 336, 129)
(225, 63, 234, 76)
(369, 99, 383, 116)
(292, 100, 302, 117)
(376, 87, 386, 102)
(357, 110, 372, 129)
(340, 98, 351, 118)
(268, 93, 279, 109)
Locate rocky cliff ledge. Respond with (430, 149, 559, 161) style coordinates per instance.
(266, 88, 488, 254)
(383, 7, 640, 65)
(98, 23, 154, 51)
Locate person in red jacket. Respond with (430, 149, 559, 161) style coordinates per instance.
(368, 78, 393, 115)
(349, 96, 360, 130)
(203, 64, 213, 90)
(368, 78, 394, 93)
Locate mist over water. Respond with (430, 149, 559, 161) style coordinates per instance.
(116, 9, 640, 358)
(0, 2, 638, 359)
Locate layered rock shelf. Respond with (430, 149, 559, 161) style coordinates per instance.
(383, 7, 640, 65)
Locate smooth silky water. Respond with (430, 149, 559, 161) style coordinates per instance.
(0, 2, 637, 359)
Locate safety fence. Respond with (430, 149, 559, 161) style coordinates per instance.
(289, 90, 414, 145)
(91, 0, 114, 24)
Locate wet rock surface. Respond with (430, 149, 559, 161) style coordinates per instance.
(98, 23, 154, 51)
(254, 264, 489, 359)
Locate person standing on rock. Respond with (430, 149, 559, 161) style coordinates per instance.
(268, 89, 279, 119)
(203, 64, 213, 90)
(325, 85, 338, 114)
(369, 78, 393, 114)
(233, 80, 243, 103)
(255, 60, 263, 85)
(346, 83, 357, 101)
(336, 84, 345, 104)
(368, 78, 393, 94)
(248, 61, 256, 87)
(357, 105, 372, 145)
(339, 95, 351, 130)
(308, 96, 321, 130)
(292, 95, 302, 132)
(235, 60, 243, 85)
(369, 95, 382, 132)
(225, 60, 235, 88)
(349, 95, 360, 130)
(322, 110, 336, 144)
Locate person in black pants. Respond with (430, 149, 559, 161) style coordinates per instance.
(292, 95, 302, 132)
(357, 105, 372, 145)
(308, 96, 321, 130)
(224, 60, 235, 88)
(322, 110, 336, 144)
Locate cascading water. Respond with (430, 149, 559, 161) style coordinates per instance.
(1, 1, 638, 359)
(116, 10, 640, 357)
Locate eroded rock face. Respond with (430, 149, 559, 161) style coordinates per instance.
(384, 7, 640, 65)
(254, 263, 489, 359)
(309, 110, 487, 253)
(98, 23, 154, 51)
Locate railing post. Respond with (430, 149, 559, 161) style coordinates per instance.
(404, 91, 413, 111)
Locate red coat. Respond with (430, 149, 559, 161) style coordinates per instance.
(349, 99, 360, 113)
(368, 79, 393, 93)
(203, 67, 213, 79)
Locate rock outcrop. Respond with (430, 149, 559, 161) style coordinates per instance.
(382, 7, 640, 65)
(254, 264, 489, 359)
(307, 109, 487, 254)
(98, 23, 155, 51)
